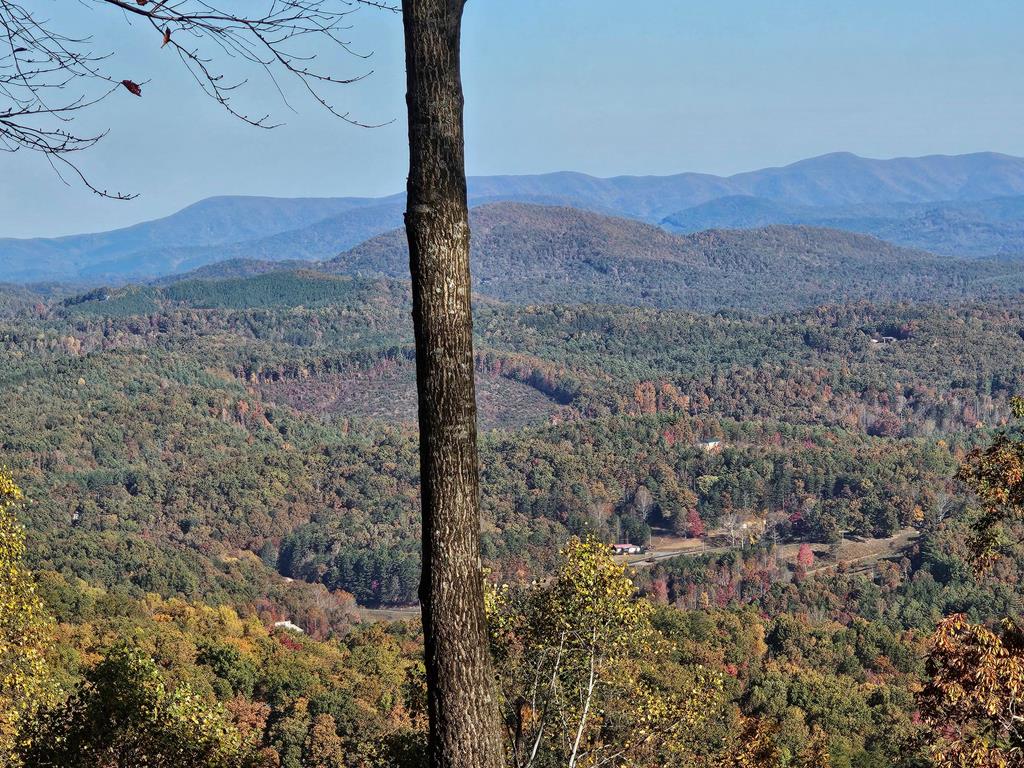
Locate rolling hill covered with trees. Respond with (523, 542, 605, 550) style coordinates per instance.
(324, 204, 1024, 311)
(149, 202, 1024, 313)
(4, 270, 1024, 604)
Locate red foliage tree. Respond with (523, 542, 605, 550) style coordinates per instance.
(650, 576, 669, 605)
(796, 543, 815, 569)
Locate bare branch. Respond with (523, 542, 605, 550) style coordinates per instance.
(0, 0, 396, 197)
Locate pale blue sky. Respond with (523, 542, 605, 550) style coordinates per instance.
(2, 0, 1022, 238)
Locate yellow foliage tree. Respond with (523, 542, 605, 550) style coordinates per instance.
(0, 469, 52, 764)
(957, 396, 1024, 567)
(21, 643, 263, 768)
(486, 537, 726, 768)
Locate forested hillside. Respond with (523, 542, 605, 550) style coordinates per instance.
(325, 203, 1024, 311)
(4, 265, 1024, 765)
(5, 272, 1023, 604)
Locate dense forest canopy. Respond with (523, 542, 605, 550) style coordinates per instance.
(3, 273, 1023, 606)
(3, 260, 1024, 765)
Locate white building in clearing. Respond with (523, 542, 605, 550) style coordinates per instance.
(611, 543, 642, 555)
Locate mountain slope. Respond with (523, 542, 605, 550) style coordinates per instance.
(467, 152, 1024, 220)
(0, 195, 399, 283)
(151, 258, 310, 285)
(662, 194, 1024, 257)
(6, 152, 1024, 283)
(725, 152, 1024, 207)
(323, 203, 1024, 312)
(79, 201, 408, 281)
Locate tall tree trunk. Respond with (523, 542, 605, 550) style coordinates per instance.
(402, 2, 505, 767)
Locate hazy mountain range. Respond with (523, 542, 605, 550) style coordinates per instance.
(661, 194, 1024, 257)
(4, 151, 1024, 283)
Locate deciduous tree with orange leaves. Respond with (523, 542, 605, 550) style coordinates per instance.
(920, 614, 1024, 767)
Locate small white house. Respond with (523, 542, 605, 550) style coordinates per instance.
(273, 620, 305, 634)
(611, 543, 642, 555)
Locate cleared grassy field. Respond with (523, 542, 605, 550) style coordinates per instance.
(258, 364, 567, 430)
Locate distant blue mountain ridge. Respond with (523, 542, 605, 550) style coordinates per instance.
(660, 194, 1024, 257)
(4, 151, 1024, 283)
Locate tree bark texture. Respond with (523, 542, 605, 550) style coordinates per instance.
(403, 1, 505, 767)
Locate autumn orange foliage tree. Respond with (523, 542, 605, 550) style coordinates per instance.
(917, 397, 1024, 766)
(726, 718, 832, 768)
(920, 614, 1024, 767)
